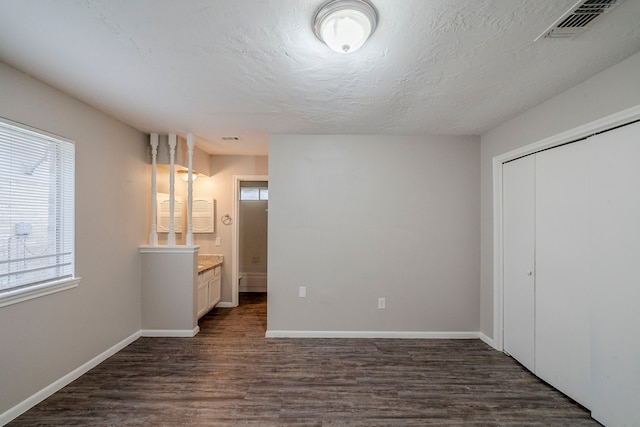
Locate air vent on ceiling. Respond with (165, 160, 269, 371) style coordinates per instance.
(535, 0, 625, 41)
(221, 136, 240, 141)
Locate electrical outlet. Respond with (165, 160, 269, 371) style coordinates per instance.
(299, 286, 307, 298)
(378, 297, 386, 309)
(215, 237, 221, 246)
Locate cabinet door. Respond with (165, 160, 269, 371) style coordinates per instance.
(535, 141, 590, 408)
(208, 266, 221, 308)
(197, 275, 208, 318)
(502, 155, 536, 371)
(588, 122, 640, 427)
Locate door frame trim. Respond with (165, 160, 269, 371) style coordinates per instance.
(231, 174, 269, 307)
(492, 104, 640, 351)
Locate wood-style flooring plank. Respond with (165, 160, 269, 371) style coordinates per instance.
(7, 293, 598, 426)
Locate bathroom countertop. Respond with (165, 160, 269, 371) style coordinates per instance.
(197, 254, 223, 273)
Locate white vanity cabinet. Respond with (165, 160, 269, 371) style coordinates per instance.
(197, 265, 221, 319)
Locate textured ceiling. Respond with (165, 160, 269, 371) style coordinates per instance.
(1, 0, 639, 155)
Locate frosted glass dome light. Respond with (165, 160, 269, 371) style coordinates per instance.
(313, 0, 378, 54)
(177, 169, 198, 181)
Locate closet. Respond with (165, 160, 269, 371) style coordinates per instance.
(502, 120, 640, 426)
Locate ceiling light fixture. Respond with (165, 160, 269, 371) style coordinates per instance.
(177, 169, 198, 182)
(313, 0, 378, 54)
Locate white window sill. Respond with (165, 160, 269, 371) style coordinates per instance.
(0, 277, 81, 308)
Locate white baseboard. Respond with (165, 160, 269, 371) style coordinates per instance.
(140, 326, 199, 337)
(215, 301, 235, 308)
(265, 330, 481, 339)
(478, 332, 497, 349)
(0, 330, 141, 426)
(238, 285, 267, 292)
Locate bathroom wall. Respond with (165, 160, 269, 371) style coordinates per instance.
(239, 181, 268, 274)
(151, 155, 267, 303)
(0, 61, 148, 416)
(195, 155, 268, 303)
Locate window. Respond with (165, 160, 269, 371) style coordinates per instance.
(240, 187, 268, 201)
(0, 118, 78, 307)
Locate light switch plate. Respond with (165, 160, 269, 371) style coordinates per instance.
(299, 286, 307, 298)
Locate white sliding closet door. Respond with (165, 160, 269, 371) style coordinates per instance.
(502, 118, 640, 425)
(535, 142, 591, 408)
(588, 122, 640, 427)
(502, 155, 536, 372)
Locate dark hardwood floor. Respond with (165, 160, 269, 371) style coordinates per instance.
(8, 293, 598, 426)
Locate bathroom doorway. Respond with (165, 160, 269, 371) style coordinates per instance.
(231, 175, 268, 306)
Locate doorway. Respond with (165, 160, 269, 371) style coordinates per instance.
(231, 175, 268, 307)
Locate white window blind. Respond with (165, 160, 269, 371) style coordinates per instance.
(0, 118, 75, 295)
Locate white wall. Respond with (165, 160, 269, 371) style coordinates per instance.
(479, 51, 640, 339)
(268, 134, 480, 334)
(0, 62, 148, 414)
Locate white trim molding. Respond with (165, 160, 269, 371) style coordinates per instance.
(231, 174, 268, 308)
(215, 301, 235, 308)
(139, 245, 200, 254)
(492, 104, 640, 352)
(478, 332, 495, 348)
(140, 327, 200, 338)
(0, 277, 81, 308)
(0, 330, 141, 426)
(265, 330, 481, 339)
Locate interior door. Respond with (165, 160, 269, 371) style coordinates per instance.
(535, 141, 591, 408)
(502, 155, 536, 372)
(588, 121, 640, 427)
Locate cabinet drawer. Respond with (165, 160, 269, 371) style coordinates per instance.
(203, 268, 215, 281)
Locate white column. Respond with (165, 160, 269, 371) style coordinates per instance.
(149, 133, 159, 246)
(168, 133, 177, 246)
(186, 133, 195, 246)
